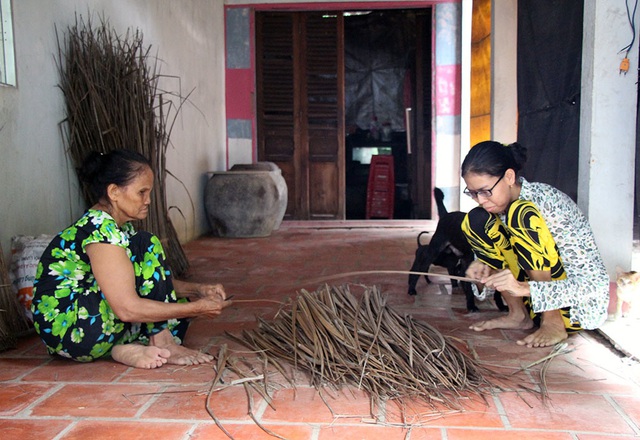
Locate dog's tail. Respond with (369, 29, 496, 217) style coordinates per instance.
(434, 187, 448, 218)
(416, 231, 429, 246)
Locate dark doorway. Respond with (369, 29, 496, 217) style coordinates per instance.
(256, 8, 432, 221)
(344, 9, 432, 219)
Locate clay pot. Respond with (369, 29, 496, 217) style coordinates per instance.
(204, 162, 287, 237)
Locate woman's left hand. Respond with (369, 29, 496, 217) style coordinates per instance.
(196, 283, 227, 301)
(482, 269, 530, 297)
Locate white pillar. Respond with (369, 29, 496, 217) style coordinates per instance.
(491, 0, 518, 144)
(460, 0, 518, 213)
(580, 0, 638, 274)
(459, 0, 474, 212)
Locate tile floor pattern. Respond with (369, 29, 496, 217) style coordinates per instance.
(2, 221, 640, 440)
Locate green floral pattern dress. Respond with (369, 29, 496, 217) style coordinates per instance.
(32, 210, 186, 362)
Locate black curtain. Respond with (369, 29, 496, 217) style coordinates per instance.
(517, 0, 584, 201)
(344, 10, 417, 132)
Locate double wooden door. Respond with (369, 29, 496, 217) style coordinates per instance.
(256, 11, 345, 220)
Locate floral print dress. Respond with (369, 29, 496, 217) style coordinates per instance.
(32, 210, 186, 362)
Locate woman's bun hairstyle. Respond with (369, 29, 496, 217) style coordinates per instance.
(77, 149, 151, 203)
(77, 151, 106, 188)
(461, 141, 528, 177)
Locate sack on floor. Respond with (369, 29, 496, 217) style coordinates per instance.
(9, 235, 54, 322)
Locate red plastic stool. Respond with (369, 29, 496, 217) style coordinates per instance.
(366, 155, 395, 219)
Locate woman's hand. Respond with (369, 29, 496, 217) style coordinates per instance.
(482, 269, 530, 297)
(172, 280, 228, 302)
(196, 283, 227, 301)
(192, 283, 232, 318)
(466, 260, 491, 281)
(194, 294, 229, 318)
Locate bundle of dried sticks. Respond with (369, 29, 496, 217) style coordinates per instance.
(55, 14, 190, 275)
(225, 284, 524, 415)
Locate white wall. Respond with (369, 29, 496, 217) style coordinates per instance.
(580, 0, 638, 274)
(0, 0, 226, 258)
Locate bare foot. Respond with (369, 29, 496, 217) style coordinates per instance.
(517, 310, 568, 348)
(162, 344, 214, 366)
(517, 327, 568, 348)
(150, 329, 214, 366)
(111, 343, 170, 369)
(469, 314, 534, 332)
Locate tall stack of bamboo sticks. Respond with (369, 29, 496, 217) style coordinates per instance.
(55, 14, 189, 275)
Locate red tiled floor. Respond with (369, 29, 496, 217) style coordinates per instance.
(1, 221, 639, 440)
(30, 383, 163, 418)
(62, 421, 195, 440)
(446, 430, 574, 440)
(498, 391, 636, 435)
(2, 419, 72, 439)
(141, 383, 257, 421)
(385, 394, 504, 428)
(611, 395, 640, 428)
(260, 386, 380, 425)
(21, 357, 129, 382)
(0, 383, 54, 416)
(577, 436, 640, 440)
(191, 423, 314, 440)
(118, 360, 218, 384)
(0, 357, 49, 381)
(317, 425, 441, 440)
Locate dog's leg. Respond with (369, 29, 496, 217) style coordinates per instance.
(461, 281, 479, 312)
(447, 263, 460, 289)
(408, 241, 444, 296)
(407, 245, 427, 295)
(494, 290, 508, 311)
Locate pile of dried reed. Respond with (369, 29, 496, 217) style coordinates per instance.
(0, 244, 30, 352)
(217, 284, 529, 434)
(55, 13, 189, 275)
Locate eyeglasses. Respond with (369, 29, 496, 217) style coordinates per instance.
(463, 173, 505, 199)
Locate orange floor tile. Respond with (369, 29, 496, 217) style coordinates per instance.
(1, 221, 640, 440)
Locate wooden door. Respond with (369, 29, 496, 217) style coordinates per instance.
(409, 10, 433, 219)
(257, 11, 345, 220)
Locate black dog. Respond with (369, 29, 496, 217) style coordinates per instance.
(407, 188, 507, 312)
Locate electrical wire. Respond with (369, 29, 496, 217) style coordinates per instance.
(620, 0, 639, 57)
